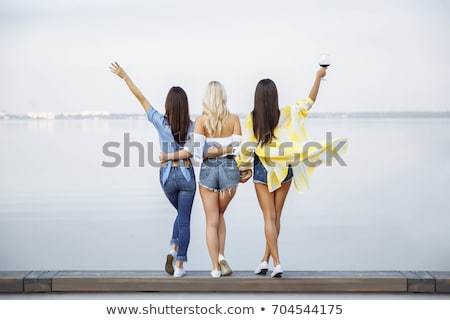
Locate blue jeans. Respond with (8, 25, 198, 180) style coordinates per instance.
(199, 157, 240, 192)
(253, 154, 293, 185)
(159, 166, 196, 262)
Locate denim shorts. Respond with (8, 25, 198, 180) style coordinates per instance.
(199, 157, 240, 192)
(253, 154, 293, 185)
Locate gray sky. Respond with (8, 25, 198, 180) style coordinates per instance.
(1, 0, 449, 115)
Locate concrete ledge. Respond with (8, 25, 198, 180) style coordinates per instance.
(1, 270, 449, 294)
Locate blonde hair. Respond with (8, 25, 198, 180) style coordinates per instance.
(202, 81, 229, 137)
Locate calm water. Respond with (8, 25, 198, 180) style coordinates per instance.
(0, 117, 449, 272)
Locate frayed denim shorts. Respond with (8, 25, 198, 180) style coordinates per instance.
(253, 154, 293, 185)
(199, 156, 240, 192)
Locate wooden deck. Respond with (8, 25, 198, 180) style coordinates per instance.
(1, 270, 449, 294)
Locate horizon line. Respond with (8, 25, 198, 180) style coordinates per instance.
(1, 110, 450, 120)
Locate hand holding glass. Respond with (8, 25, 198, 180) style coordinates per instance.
(318, 54, 331, 81)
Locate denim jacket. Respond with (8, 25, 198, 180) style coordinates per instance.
(147, 107, 194, 185)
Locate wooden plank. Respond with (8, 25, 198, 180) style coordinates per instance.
(52, 270, 407, 293)
(0, 271, 29, 293)
(429, 271, 450, 293)
(24, 271, 58, 293)
(401, 271, 435, 293)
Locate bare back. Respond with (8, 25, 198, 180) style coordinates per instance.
(195, 114, 242, 138)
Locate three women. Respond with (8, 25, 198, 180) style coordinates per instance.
(111, 62, 345, 278)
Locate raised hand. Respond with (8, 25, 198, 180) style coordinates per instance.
(109, 61, 151, 111)
(317, 67, 327, 79)
(110, 61, 129, 81)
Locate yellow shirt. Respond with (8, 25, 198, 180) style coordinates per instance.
(238, 98, 348, 193)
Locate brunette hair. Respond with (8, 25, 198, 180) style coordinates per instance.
(252, 79, 280, 146)
(165, 86, 191, 145)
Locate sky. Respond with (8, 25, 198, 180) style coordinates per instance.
(0, 0, 449, 115)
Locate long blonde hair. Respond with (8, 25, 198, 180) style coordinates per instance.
(202, 81, 229, 137)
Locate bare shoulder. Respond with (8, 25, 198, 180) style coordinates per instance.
(229, 113, 242, 134)
(195, 115, 205, 124)
(229, 113, 240, 120)
(229, 113, 241, 124)
(194, 116, 206, 133)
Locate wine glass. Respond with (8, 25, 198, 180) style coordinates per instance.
(318, 53, 331, 81)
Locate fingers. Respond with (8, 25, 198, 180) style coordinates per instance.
(159, 152, 169, 164)
(239, 170, 252, 183)
(109, 63, 118, 74)
(316, 68, 326, 79)
(112, 61, 121, 70)
(109, 61, 122, 74)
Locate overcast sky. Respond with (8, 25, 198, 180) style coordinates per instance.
(1, 0, 449, 115)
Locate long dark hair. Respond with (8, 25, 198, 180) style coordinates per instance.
(252, 79, 280, 146)
(165, 86, 191, 145)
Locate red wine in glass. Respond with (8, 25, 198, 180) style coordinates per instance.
(318, 54, 331, 80)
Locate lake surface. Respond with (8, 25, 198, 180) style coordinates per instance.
(1, 117, 449, 272)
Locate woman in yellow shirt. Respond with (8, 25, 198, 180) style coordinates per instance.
(238, 67, 347, 277)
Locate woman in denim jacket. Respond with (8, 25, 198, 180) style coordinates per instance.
(110, 62, 195, 278)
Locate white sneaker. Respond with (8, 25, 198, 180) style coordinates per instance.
(173, 267, 186, 278)
(271, 264, 283, 278)
(210, 269, 222, 278)
(254, 261, 269, 275)
(219, 255, 232, 276)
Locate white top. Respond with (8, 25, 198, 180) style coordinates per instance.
(185, 133, 242, 163)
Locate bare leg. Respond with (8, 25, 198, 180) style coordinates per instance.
(199, 186, 221, 271)
(218, 187, 237, 255)
(255, 181, 291, 266)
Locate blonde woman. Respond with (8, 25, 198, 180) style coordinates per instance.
(164, 81, 242, 277)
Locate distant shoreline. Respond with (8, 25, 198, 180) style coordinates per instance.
(308, 111, 450, 119)
(0, 111, 449, 120)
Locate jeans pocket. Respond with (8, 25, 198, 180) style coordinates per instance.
(200, 164, 212, 180)
(253, 161, 267, 182)
(222, 163, 239, 181)
(183, 168, 197, 192)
